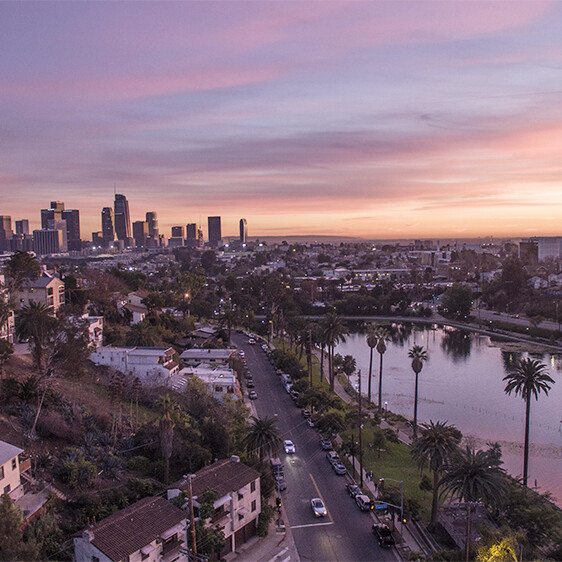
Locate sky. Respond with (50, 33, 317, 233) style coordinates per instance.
(3, 1, 562, 240)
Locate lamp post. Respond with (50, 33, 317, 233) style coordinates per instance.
(379, 477, 404, 549)
(184, 293, 191, 317)
(384, 401, 388, 419)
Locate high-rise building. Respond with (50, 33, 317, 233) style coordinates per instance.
(41, 201, 65, 229)
(145, 211, 159, 248)
(92, 232, 103, 247)
(47, 219, 68, 252)
(101, 207, 115, 247)
(186, 223, 204, 248)
(239, 218, 248, 244)
(114, 194, 132, 241)
(62, 209, 81, 251)
(0, 216, 13, 252)
(15, 220, 29, 235)
(33, 229, 64, 255)
(171, 226, 185, 239)
(208, 216, 221, 248)
(132, 221, 148, 248)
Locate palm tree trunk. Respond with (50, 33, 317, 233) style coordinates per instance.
(413, 371, 419, 439)
(430, 470, 439, 528)
(367, 348, 373, 403)
(523, 396, 531, 487)
(329, 346, 335, 392)
(378, 353, 384, 412)
(320, 344, 325, 382)
(465, 502, 473, 562)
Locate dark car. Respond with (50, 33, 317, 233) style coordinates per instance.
(372, 524, 395, 548)
(320, 439, 332, 450)
(275, 476, 287, 491)
(246, 380, 255, 388)
(302, 409, 311, 418)
(248, 390, 258, 400)
(345, 483, 361, 498)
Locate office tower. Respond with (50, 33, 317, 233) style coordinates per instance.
(186, 223, 203, 248)
(62, 209, 81, 251)
(101, 207, 115, 247)
(114, 193, 132, 241)
(33, 229, 64, 255)
(146, 212, 158, 237)
(208, 216, 221, 248)
(40, 201, 64, 229)
(132, 221, 148, 248)
(239, 218, 248, 244)
(47, 219, 68, 252)
(15, 220, 29, 235)
(171, 225, 185, 238)
(0, 216, 13, 252)
(92, 232, 103, 247)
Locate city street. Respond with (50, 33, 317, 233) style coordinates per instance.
(233, 334, 397, 562)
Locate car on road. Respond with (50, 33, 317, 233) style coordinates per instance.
(311, 498, 327, 517)
(248, 338, 256, 345)
(275, 477, 287, 491)
(345, 483, 361, 498)
(290, 390, 300, 402)
(307, 418, 315, 428)
(301, 409, 311, 418)
(238, 350, 245, 357)
(270, 458, 283, 476)
(248, 390, 258, 400)
(355, 494, 372, 511)
(332, 462, 347, 475)
(246, 380, 255, 388)
(326, 451, 340, 464)
(320, 439, 333, 450)
(283, 440, 296, 454)
(372, 524, 395, 548)
(261, 344, 269, 351)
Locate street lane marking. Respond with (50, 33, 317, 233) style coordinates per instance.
(309, 473, 334, 523)
(266, 546, 289, 562)
(290, 521, 335, 529)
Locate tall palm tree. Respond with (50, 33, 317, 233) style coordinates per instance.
(366, 327, 378, 403)
(503, 358, 554, 487)
(16, 301, 55, 370)
(321, 311, 347, 392)
(440, 446, 506, 561)
(408, 344, 428, 439)
(411, 420, 461, 528)
(376, 327, 391, 413)
(244, 416, 282, 461)
(157, 394, 177, 485)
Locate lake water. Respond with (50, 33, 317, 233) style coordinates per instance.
(336, 324, 562, 505)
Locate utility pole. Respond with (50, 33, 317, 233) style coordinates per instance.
(188, 474, 197, 556)
(358, 369, 363, 487)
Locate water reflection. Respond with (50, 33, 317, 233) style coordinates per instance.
(441, 327, 472, 363)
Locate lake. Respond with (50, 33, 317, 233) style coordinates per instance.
(336, 324, 562, 505)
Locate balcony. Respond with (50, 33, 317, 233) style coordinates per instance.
(161, 538, 184, 562)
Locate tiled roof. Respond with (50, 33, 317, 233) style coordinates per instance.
(178, 459, 260, 499)
(21, 274, 62, 289)
(0, 440, 23, 466)
(86, 496, 186, 561)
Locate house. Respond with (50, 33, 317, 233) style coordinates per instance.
(0, 274, 15, 343)
(179, 348, 236, 368)
(168, 456, 261, 558)
(74, 496, 187, 562)
(0, 439, 24, 501)
(13, 271, 65, 313)
(128, 289, 150, 308)
(123, 303, 147, 324)
(90, 346, 180, 384)
(170, 367, 242, 401)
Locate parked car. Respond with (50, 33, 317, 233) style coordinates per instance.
(320, 439, 333, 450)
(345, 483, 361, 498)
(326, 451, 340, 464)
(275, 477, 287, 491)
(355, 494, 372, 511)
(248, 390, 258, 400)
(283, 440, 296, 454)
(302, 409, 311, 418)
(332, 462, 347, 475)
(311, 498, 327, 517)
(261, 344, 269, 351)
(372, 524, 395, 548)
(307, 418, 315, 428)
(270, 457, 283, 476)
(290, 390, 300, 402)
(246, 380, 255, 388)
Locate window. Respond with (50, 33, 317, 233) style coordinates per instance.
(237, 492, 243, 501)
(0, 466, 4, 480)
(47, 287, 53, 296)
(11, 459, 16, 470)
(251, 500, 256, 512)
(215, 386, 223, 393)
(238, 513, 244, 521)
(250, 481, 256, 493)
(3, 484, 10, 494)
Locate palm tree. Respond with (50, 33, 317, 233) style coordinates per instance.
(244, 416, 282, 461)
(366, 327, 378, 403)
(503, 358, 554, 487)
(440, 446, 506, 561)
(376, 327, 391, 413)
(411, 420, 461, 528)
(321, 311, 347, 392)
(16, 301, 55, 370)
(408, 344, 428, 439)
(157, 394, 177, 484)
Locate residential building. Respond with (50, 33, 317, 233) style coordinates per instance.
(0, 216, 13, 252)
(132, 220, 148, 248)
(0, 440, 24, 501)
(62, 209, 81, 251)
(74, 496, 187, 562)
(14, 271, 65, 313)
(536, 237, 562, 261)
(168, 456, 261, 558)
(90, 346, 180, 384)
(208, 216, 221, 248)
(101, 207, 115, 247)
(239, 218, 247, 244)
(172, 367, 242, 401)
(114, 193, 132, 241)
(179, 348, 236, 367)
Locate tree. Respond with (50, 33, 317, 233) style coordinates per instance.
(376, 327, 390, 412)
(503, 359, 554, 487)
(2, 251, 41, 294)
(157, 394, 177, 484)
(440, 283, 473, 320)
(411, 420, 461, 528)
(16, 301, 55, 370)
(0, 340, 13, 371)
(320, 311, 347, 392)
(408, 345, 428, 439)
(0, 493, 40, 560)
(244, 416, 282, 461)
(440, 446, 507, 561)
(366, 327, 378, 403)
(342, 355, 356, 377)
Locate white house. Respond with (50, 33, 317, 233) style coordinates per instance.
(171, 367, 242, 400)
(74, 496, 187, 562)
(0, 440, 24, 501)
(168, 456, 261, 559)
(90, 346, 180, 384)
(179, 348, 236, 367)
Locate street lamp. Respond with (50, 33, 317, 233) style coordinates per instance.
(378, 477, 404, 550)
(384, 401, 388, 419)
(184, 293, 191, 317)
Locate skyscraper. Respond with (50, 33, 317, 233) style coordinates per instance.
(145, 211, 159, 248)
(15, 220, 29, 235)
(208, 216, 221, 248)
(62, 209, 81, 251)
(132, 221, 148, 248)
(41, 201, 64, 229)
(47, 219, 68, 252)
(101, 207, 115, 247)
(0, 216, 13, 252)
(171, 226, 185, 238)
(33, 229, 64, 255)
(114, 193, 132, 241)
(239, 218, 248, 244)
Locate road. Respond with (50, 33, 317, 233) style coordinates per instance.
(232, 333, 397, 562)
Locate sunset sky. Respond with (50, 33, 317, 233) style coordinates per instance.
(3, 1, 562, 240)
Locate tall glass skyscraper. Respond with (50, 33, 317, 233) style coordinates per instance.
(208, 216, 221, 248)
(239, 218, 248, 244)
(114, 194, 131, 241)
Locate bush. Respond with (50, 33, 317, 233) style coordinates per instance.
(127, 456, 152, 475)
(383, 427, 400, 443)
(256, 501, 276, 537)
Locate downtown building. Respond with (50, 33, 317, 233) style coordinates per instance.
(114, 193, 132, 245)
(208, 216, 222, 248)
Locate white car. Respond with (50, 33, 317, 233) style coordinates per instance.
(284, 440, 296, 454)
(311, 497, 327, 517)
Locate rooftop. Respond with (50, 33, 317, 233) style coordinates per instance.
(0, 439, 23, 466)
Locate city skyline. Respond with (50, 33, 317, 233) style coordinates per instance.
(3, 2, 562, 238)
